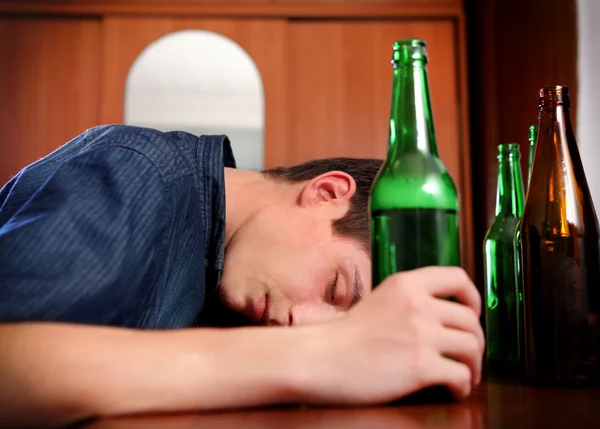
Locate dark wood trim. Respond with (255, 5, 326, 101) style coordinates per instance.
(0, 0, 463, 18)
(465, 0, 578, 292)
(464, 0, 500, 292)
(455, 10, 475, 280)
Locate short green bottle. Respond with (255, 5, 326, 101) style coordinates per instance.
(484, 143, 526, 380)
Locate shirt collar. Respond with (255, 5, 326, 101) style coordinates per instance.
(196, 135, 236, 292)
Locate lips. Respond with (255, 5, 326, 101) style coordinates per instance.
(252, 294, 267, 325)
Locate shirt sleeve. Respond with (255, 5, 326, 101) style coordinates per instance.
(0, 146, 167, 326)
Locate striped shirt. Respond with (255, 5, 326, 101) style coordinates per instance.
(0, 125, 236, 329)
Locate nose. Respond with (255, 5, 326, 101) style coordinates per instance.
(288, 303, 339, 327)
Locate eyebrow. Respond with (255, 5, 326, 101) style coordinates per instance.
(349, 263, 365, 307)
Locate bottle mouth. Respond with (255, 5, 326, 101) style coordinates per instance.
(539, 85, 570, 107)
(392, 39, 428, 66)
(528, 124, 538, 144)
(497, 143, 521, 159)
(394, 39, 426, 48)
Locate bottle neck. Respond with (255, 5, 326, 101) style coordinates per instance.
(532, 101, 576, 222)
(525, 86, 595, 234)
(537, 103, 574, 143)
(536, 86, 574, 143)
(495, 152, 525, 218)
(527, 125, 538, 186)
(388, 60, 437, 159)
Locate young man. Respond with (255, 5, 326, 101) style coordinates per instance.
(0, 125, 484, 427)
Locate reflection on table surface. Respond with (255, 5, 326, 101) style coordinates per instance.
(85, 406, 482, 429)
(83, 382, 600, 429)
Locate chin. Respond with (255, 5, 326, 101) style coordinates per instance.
(217, 280, 236, 308)
(217, 279, 249, 316)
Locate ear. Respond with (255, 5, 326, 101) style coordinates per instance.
(298, 171, 357, 208)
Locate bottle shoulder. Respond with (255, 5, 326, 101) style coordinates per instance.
(521, 201, 600, 237)
(484, 216, 521, 243)
(370, 154, 458, 211)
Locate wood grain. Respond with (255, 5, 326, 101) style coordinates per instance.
(0, 17, 101, 185)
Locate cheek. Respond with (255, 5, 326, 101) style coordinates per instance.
(276, 253, 331, 303)
(271, 227, 337, 301)
(224, 210, 336, 300)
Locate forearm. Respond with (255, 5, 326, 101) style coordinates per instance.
(0, 322, 321, 428)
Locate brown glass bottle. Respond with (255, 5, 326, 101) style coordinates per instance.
(520, 85, 600, 386)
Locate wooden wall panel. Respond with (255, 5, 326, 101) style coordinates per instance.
(288, 20, 474, 275)
(287, 21, 460, 170)
(0, 17, 101, 186)
(99, 17, 288, 171)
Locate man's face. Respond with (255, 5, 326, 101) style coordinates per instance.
(219, 172, 372, 326)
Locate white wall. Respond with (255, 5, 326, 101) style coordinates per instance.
(577, 0, 600, 211)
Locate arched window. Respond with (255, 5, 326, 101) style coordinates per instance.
(124, 30, 265, 171)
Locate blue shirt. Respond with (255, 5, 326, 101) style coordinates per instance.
(0, 125, 237, 329)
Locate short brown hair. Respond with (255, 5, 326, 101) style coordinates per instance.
(262, 158, 383, 252)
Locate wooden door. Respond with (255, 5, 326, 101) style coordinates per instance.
(100, 17, 287, 170)
(287, 19, 473, 273)
(0, 17, 101, 185)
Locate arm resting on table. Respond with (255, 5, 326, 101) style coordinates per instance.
(0, 323, 320, 428)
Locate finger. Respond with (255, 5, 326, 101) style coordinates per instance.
(434, 327, 482, 386)
(407, 266, 481, 317)
(421, 354, 473, 400)
(430, 298, 485, 353)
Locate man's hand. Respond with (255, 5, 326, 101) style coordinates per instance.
(300, 266, 484, 404)
(0, 267, 483, 428)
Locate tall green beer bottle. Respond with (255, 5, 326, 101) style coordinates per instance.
(512, 125, 539, 342)
(370, 39, 461, 288)
(483, 143, 525, 380)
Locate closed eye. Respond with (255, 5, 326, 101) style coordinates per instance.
(328, 273, 338, 303)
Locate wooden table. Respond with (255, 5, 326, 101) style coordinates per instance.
(83, 382, 600, 428)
